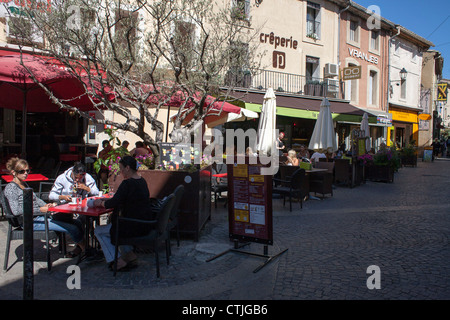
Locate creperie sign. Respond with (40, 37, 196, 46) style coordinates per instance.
(0, 0, 52, 12)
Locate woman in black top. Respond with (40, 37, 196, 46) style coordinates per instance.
(94, 156, 153, 271)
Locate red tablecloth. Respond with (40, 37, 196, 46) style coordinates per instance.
(212, 173, 227, 178)
(1, 173, 48, 183)
(50, 197, 113, 217)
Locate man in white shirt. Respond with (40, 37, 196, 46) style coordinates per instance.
(310, 151, 327, 163)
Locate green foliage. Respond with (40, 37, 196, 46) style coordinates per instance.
(373, 146, 401, 171)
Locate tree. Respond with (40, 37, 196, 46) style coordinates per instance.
(7, 0, 263, 156)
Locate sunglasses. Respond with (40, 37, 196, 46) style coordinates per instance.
(17, 169, 31, 174)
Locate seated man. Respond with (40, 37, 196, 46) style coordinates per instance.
(49, 162, 99, 203)
(310, 151, 327, 163)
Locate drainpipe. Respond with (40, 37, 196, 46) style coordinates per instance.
(337, 0, 351, 93)
(385, 25, 401, 145)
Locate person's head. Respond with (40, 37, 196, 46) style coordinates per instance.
(102, 140, 110, 148)
(119, 155, 138, 178)
(122, 141, 129, 149)
(288, 149, 297, 158)
(279, 132, 285, 139)
(299, 145, 306, 151)
(135, 141, 145, 148)
(6, 157, 30, 180)
(72, 162, 87, 182)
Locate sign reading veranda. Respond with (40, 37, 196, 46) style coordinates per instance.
(228, 157, 273, 245)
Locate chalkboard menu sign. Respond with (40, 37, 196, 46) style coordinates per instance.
(158, 142, 201, 170)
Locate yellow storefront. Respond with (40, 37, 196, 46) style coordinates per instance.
(387, 106, 419, 148)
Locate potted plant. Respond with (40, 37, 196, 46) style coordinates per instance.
(364, 146, 400, 183)
(108, 147, 212, 242)
(400, 141, 418, 167)
(306, 33, 318, 40)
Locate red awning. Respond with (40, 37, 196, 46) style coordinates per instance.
(0, 50, 114, 112)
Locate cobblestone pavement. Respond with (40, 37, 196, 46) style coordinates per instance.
(0, 159, 449, 300)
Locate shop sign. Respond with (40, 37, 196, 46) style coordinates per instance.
(377, 115, 392, 126)
(342, 66, 361, 80)
(437, 83, 448, 101)
(348, 48, 378, 65)
(0, 0, 52, 15)
(260, 32, 299, 70)
(418, 113, 432, 121)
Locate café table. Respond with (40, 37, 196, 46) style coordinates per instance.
(50, 197, 113, 263)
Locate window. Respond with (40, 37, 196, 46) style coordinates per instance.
(370, 30, 379, 51)
(346, 63, 358, 102)
(401, 79, 406, 100)
(306, 56, 320, 82)
(172, 20, 196, 68)
(306, 2, 321, 40)
(114, 9, 139, 58)
(349, 20, 359, 43)
(225, 41, 251, 87)
(7, 15, 44, 45)
(231, 0, 251, 21)
(369, 70, 378, 105)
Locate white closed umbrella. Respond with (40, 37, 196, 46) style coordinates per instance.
(255, 87, 277, 156)
(308, 97, 337, 154)
(360, 112, 370, 152)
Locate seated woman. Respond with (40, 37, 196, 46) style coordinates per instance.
(297, 145, 310, 160)
(285, 149, 299, 166)
(93, 156, 154, 272)
(3, 158, 84, 258)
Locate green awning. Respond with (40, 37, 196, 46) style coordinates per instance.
(245, 103, 377, 123)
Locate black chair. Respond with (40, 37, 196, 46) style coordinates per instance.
(167, 184, 185, 252)
(212, 164, 228, 208)
(1, 191, 65, 272)
(113, 193, 176, 277)
(309, 162, 334, 198)
(272, 168, 306, 212)
(38, 162, 61, 202)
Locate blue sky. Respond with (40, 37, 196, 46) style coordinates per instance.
(355, 0, 450, 79)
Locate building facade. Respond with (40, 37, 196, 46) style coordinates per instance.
(387, 27, 433, 148)
(335, 0, 392, 150)
(421, 50, 444, 148)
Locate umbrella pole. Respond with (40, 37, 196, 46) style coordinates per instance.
(21, 90, 27, 159)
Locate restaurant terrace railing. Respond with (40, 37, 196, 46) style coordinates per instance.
(224, 69, 346, 99)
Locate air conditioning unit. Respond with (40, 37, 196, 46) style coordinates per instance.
(324, 63, 338, 78)
(326, 79, 339, 92)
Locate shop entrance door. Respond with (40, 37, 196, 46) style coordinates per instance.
(395, 127, 405, 148)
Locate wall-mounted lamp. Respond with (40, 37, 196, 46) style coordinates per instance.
(255, 0, 263, 7)
(399, 67, 407, 81)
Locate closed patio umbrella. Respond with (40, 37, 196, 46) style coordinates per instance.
(255, 87, 277, 156)
(360, 112, 370, 152)
(308, 97, 337, 154)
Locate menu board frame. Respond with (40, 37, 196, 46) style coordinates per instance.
(227, 156, 273, 245)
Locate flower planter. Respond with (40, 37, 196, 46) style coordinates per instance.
(401, 155, 417, 167)
(109, 166, 212, 241)
(365, 165, 394, 183)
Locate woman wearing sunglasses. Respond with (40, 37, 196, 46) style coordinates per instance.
(3, 158, 84, 258)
